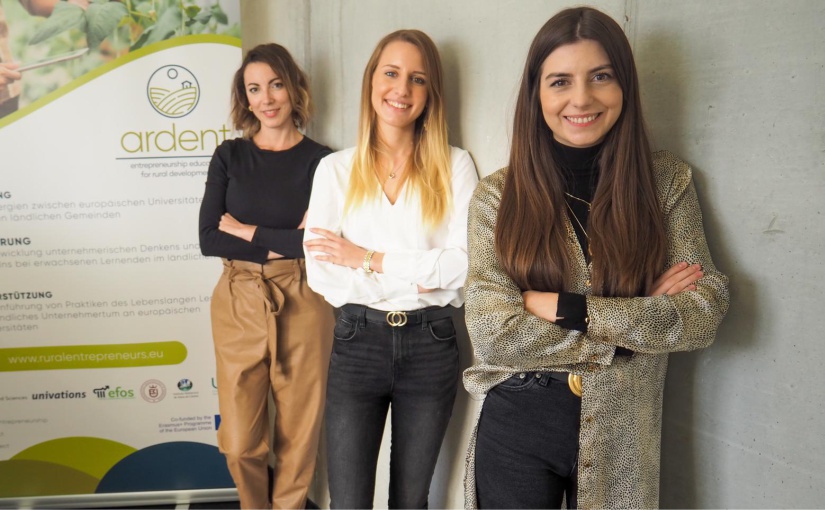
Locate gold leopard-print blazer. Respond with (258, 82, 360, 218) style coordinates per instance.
(463, 151, 730, 509)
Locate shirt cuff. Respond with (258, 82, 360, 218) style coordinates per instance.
(555, 292, 589, 332)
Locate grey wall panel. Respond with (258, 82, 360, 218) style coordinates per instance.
(632, 1, 825, 507)
(238, 1, 825, 507)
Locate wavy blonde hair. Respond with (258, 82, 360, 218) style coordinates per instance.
(345, 30, 452, 228)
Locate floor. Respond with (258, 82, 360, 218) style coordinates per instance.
(121, 503, 239, 510)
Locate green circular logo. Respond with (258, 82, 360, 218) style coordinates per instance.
(147, 65, 200, 118)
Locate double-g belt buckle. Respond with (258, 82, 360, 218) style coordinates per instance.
(386, 311, 408, 327)
(567, 374, 582, 397)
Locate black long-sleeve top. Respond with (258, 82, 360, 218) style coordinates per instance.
(198, 136, 331, 263)
(552, 140, 636, 356)
(554, 139, 600, 333)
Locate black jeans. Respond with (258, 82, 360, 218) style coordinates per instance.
(475, 371, 582, 509)
(325, 307, 460, 509)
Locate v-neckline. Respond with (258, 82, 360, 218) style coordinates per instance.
(381, 179, 407, 206)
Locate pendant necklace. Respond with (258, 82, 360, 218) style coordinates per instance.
(564, 192, 591, 211)
(564, 200, 593, 258)
(383, 158, 406, 185)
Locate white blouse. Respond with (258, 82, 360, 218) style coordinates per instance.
(304, 146, 478, 311)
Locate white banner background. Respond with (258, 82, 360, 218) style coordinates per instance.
(0, 7, 242, 503)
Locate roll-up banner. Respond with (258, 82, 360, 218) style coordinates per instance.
(0, 0, 241, 506)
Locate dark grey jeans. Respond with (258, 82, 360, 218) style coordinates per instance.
(325, 307, 460, 509)
(475, 371, 582, 509)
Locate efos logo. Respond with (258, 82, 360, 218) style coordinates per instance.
(147, 65, 200, 118)
(93, 385, 135, 399)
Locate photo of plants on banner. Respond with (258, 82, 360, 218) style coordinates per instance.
(0, 0, 239, 119)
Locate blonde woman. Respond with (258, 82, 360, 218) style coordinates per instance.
(304, 29, 478, 509)
(199, 43, 334, 509)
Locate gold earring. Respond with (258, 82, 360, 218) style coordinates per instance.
(248, 105, 253, 112)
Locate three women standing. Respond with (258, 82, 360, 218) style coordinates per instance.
(463, 7, 729, 509)
(201, 8, 728, 509)
(199, 44, 334, 509)
(304, 30, 478, 509)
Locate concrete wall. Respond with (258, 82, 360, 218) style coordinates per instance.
(240, 1, 825, 508)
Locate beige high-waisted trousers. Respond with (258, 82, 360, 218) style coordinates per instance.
(211, 258, 334, 509)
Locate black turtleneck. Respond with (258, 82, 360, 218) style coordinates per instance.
(553, 139, 601, 334)
(553, 138, 601, 259)
(551, 140, 635, 356)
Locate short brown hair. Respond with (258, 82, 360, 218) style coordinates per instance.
(230, 43, 313, 137)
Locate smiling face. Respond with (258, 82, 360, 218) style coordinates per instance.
(244, 61, 294, 133)
(370, 40, 429, 136)
(539, 39, 623, 148)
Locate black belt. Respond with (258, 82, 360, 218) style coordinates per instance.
(540, 346, 634, 397)
(341, 304, 454, 328)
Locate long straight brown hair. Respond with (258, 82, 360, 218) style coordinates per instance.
(495, 7, 667, 297)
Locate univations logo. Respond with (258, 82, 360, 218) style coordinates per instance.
(146, 65, 200, 118)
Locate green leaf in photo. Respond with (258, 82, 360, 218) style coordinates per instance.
(28, 2, 87, 45)
(210, 4, 228, 25)
(142, 6, 183, 47)
(197, 10, 212, 23)
(86, 1, 129, 49)
(130, 27, 153, 52)
(184, 5, 202, 19)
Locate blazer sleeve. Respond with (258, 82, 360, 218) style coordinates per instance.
(585, 154, 730, 354)
(464, 171, 616, 369)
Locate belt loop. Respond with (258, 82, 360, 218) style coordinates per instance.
(359, 306, 367, 328)
(420, 309, 428, 330)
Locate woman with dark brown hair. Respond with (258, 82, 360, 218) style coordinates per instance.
(463, 7, 729, 509)
(199, 43, 333, 509)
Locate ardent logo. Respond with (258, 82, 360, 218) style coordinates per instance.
(147, 65, 200, 118)
(140, 379, 167, 403)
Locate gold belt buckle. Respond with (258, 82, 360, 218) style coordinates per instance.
(567, 374, 582, 397)
(386, 311, 408, 327)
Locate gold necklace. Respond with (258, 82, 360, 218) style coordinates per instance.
(565, 200, 592, 257)
(381, 159, 407, 187)
(564, 192, 591, 211)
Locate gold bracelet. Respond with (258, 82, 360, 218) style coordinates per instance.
(363, 250, 375, 273)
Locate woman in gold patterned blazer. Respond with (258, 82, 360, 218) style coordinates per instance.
(463, 7, 729, 509)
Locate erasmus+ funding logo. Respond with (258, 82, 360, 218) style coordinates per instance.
(147, 65, 200, 118)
